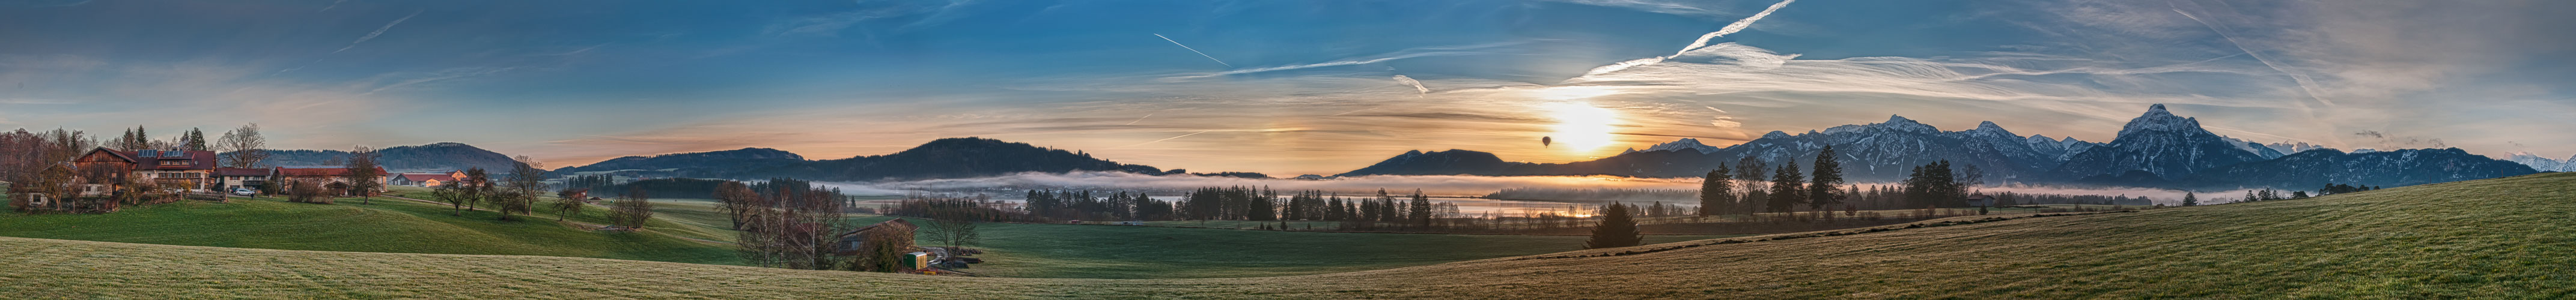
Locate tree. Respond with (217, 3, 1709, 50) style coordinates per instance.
(1807, 145, 1845, 212)
(216, 124, 268, 169)
(495, 156, 547, 221)
(609, 187, 655, 228)
(430, 184, 468, 216)
(342, 146, 383, 204)
(1407, 189, 1433, 229)
(2181, 193, 2199, 206)
(1767, 159, 1806, 216)
(1585, 203, 1640, 249)
(1698, 164, 1734, 218)
(287, 180, 330, 204)
(2291, 191, 2310, 199)
(461, 168, 492, 211)
(924, 209, 982, 250)
(1732, 157, 1768, 214)
(552, 188, 588, 221)
(184, 128, 207, 151)
(714, 181, 758, 230)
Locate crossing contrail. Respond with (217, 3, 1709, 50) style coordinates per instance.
(1154, 34, 1232, 67)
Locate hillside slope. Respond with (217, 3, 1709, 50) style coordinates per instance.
(0, 194, 737, 265)
(5, 173, 2574, 298)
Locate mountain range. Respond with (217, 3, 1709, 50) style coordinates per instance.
(556, 137, 1183, 182)
(1339, 104, 2541, 190)
(251, 142, 522, 173)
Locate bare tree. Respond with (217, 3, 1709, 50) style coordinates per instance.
(552, 188, 588, 221)
(216, 124, 268, 169)
(608, 187, 654, 229)
(343, 146, 383, 204)
(714, 181, 758, 230)
(495, 155, 547, 221)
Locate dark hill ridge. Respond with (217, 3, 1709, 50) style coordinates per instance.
(558, 137, 1172, 181)
(1338, 104, 2538, 190)
(552, 147, 807, 176)
(248, 142, 521, 173)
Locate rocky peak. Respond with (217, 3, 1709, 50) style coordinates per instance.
(1624, 138, 1723, 154)
(2116, 103, 2206, 137)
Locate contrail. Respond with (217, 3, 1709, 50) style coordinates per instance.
(1582, 0, 1797, 77)
(1154, 34, 1232, 67)
(1115, 130, 1214, 148)
(1125, 113, 1154, 125)
(335, 10, 422, 53)
(1679, 0, 1796, 56)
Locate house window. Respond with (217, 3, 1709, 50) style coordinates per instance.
(161, 160, 190, 166)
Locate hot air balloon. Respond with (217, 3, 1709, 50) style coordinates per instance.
(1541, 136, 1552, 148)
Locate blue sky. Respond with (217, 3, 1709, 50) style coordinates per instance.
(4, 0, 2572, 175)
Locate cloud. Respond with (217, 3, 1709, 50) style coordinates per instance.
(1172, 51, 1486, 80)
(334, 10, 423, 53)
(764, 0, 976, 37)
(1541, 0, 1733, 19)
(1704, 106, 1741, 128)
(1392, 74, 1428, 96)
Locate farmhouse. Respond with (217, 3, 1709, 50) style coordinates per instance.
(389, 172, 461, 187)
(216, 167, 272, 192)
(129, 148, 219, 192)
(1964, 194, 1997, 207)
(273, 166, 392, 197)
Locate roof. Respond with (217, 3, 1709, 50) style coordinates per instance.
(126, 149, 217, 170)
(79, 147, 136, 163)
(276, 166, 391, 177)
(215, 167, 273, 176)
(397, 173, 455, 182)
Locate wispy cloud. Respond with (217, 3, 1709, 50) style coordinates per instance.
(1153, 34, 1232, 68)
(334, 10, 422, 53)
(1112, 130, 1214, 149)
(1392, 74, 1428, 96)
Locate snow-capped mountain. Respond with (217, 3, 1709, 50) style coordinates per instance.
(1344, 115, 2092, 182)
(1622, 138, 1721, 154)
(2507, 152, 2576, 172)
(1338, 103, 2542, 190)
(2048, 104, 2268, 181)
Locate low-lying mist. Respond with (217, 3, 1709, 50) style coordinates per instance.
(818, 171, 2282, 205)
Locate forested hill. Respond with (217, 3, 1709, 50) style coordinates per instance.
(556, 137, 1170, 181)
(551, 148, 806, 176)
(249, 142, 521, 173)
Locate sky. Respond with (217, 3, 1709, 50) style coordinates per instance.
(4, 0, 2573, 176)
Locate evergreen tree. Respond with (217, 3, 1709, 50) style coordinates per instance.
(2181, 193, 2199, 206)
(1697, 164, 1734, 217)
(184, 128, 207, 151)
(1407, 189, 1433, 229)
(1767, 160, 1806, 215)
(1807, 146, 1844, 212)
(1584, 203, 1640, 249)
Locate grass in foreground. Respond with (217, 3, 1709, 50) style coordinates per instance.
(7, 173, 2571, 298)
(0, 194, 740, 265)
(852, 215, 1737, 278)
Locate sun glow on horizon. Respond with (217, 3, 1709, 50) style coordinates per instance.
(1541, 101, 1619, 155)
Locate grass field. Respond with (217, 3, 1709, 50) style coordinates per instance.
(0, 188, 1738, 280)
(8, 172, 2573, 298)
(855, 214, 1737, 278)
(0, 193, 743, 265)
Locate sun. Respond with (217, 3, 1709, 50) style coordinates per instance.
(1540, 101, 1619, 154)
